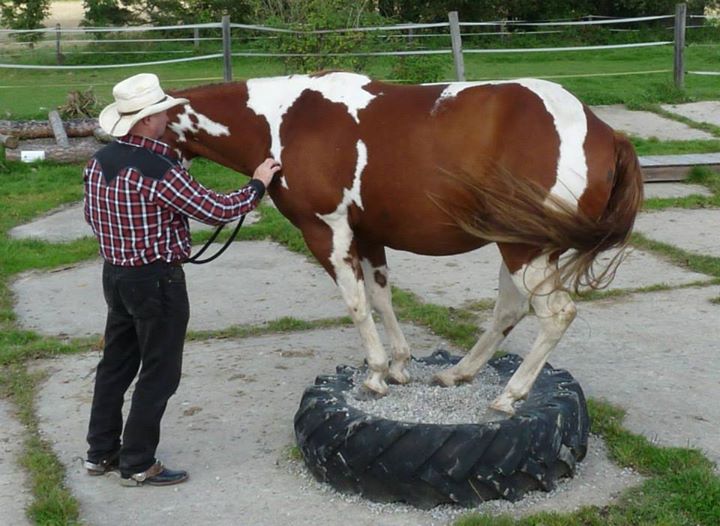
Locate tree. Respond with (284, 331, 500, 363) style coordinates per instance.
(0, 0, 51, 33)
(82, 0, 253, 27)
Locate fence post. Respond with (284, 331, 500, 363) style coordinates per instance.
(222, 15, 232, 82)
(55, 23, 63, 64)
(194, 26, 200, 49)
(674, 3, 687, 90)
(448, 11, 465, 81)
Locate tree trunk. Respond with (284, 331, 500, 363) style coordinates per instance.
(4, 141, 100, 164)
(48, 110, 70, 148)
(0, 133, 19, 149)
(0, 118, 99, 139)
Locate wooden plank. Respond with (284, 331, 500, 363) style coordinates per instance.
(640, 153, 720, 166)
(642, 164, 720, 182)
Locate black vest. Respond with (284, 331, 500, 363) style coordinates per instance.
(94, 142, 177, 184)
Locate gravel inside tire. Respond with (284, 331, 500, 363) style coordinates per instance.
(294, 350, 590, 509)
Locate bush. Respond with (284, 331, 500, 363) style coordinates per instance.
(390, 54, 447, 83)
(256, 0, 391, 73)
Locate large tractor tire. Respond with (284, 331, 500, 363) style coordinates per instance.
(294, 351, 589, 509)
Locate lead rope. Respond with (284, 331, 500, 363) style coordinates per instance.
(187, 215, 246, 265)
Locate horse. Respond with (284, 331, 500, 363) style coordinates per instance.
(163, 71, 643, 414)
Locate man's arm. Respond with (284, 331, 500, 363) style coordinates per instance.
(153, 159, 281, 225)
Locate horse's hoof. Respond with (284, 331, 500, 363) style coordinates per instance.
(489, 395, 516, 415)
(353, 385, 386, 401)
(361, 376, 388, 397)
(431, 371, 456, 387)
(387, 367, 410, 385)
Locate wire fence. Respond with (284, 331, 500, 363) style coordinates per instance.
(0, 7, 717, 84)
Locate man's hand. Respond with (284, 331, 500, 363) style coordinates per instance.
(252, 158, 282, 188)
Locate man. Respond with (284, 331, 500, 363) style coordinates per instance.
(83, 73, 281, 487)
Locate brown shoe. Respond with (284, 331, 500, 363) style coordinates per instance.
(84, 452, 119, 476)
(120, 461, 189, 487)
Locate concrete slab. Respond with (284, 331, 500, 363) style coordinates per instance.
(591, 105, 714, 141)
(387, 246, 710, 308)
(643, 182, 713, 199)
(8, 202, 259, 243)
(634, 208, 720, 258)
(0, 400, 32, 526)
(504, 285, 720, 469)
(11, 241, 346, 338)
(32, 325, 640, 525)
(661, 101, 720, 128)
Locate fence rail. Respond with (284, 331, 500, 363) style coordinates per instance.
(0, 4, 717, 85)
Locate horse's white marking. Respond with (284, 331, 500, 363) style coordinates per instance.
(316, 139, 367, 259)
(170, 105, 231, 143)
(315, 139, 387, 388)
(360, 258, 411, 382)
(246, 73, 376, 166)
(433, 79, 588, 205)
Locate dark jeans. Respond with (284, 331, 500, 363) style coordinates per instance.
(87, 260, 190, 475)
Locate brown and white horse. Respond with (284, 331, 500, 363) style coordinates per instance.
(165, 72, 643, 414)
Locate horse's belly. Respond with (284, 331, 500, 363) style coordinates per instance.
(358, 217, 489, 256)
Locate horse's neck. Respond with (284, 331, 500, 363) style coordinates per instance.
(172, 82, 271, 175)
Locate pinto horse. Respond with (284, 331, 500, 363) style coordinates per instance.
(164, 72, 643, 414)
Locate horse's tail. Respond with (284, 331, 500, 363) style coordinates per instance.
(435, 132, 644, 292)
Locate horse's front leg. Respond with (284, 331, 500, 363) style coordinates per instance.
(358, 247, 411, 385)
(302, 219, 390, 395)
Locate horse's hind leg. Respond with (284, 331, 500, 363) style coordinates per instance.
(358, 244, 411, 385)
(490, 252, 577, 414)
(433, 260, 529, 387)
(300, 219, 390, 395)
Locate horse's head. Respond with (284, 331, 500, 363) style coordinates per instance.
(163, 83, 272, 176)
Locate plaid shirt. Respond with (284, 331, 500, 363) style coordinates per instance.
(84, 134, 265, 266)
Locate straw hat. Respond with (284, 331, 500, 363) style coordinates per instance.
(99, 73, 188, 137)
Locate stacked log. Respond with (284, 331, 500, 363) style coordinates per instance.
(0, 118, 99, 139)
(4, 138, 100, 163)
(1, 115, 106, 164)
(0, 133, 19, 149)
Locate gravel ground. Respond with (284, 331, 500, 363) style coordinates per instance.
(349, 359, 517, 424)
(285, 434, 641, 524)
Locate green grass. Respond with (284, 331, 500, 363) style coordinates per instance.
(631, 233, 720, 279)
(455, 399, 720, 526)
(632, 138, 720, 156)
(1, 43, 719, 118)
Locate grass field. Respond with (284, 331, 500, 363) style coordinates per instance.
(1, 42, 719, 119)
